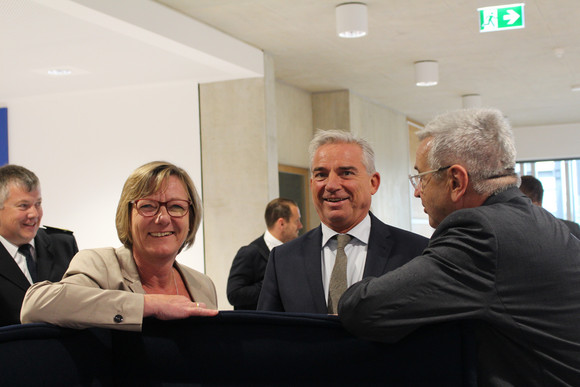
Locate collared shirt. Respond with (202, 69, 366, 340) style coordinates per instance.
(263, 229, 283, 252)
(321, 214, 371, 302)
(0, 234, 37, 284)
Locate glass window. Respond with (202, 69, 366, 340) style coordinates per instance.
(517, 158, 580, 223)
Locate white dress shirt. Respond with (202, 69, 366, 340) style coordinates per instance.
(263, 229, 283, 252)
(0, 234, 37, 284)
(320, 214, 371, 302)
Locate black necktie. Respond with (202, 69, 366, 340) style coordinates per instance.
(19, 244, 37, 283)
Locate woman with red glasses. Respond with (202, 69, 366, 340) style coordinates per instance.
(21, 161, 218, 331)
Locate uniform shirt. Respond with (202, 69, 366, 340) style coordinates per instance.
(0, 234, 36, 284)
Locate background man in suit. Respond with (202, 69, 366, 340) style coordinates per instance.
(519, 175, 580, 239)
(227, 198, 302, 310)
(339, 108, 580, 385)
(257, 129, 428, 313)
(0, 165, 78, 326)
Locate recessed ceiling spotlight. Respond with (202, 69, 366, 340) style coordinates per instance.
(414, 61, 438, 87)
(47, 68, 73, 76)
(336, 2, 368, 38)
(33, 66, 88, 77)
(571, 84, 580, 92)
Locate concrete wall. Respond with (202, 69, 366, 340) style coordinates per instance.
(350, 93, 412, 230)
(312, 91, 350, 131)
(200, 77, 273, 310)
(200, 54, 280, 309)
(276, 82, 312, 169)
(276, 82, 318, 230)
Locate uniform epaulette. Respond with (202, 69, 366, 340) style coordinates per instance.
(42, 225, 74, 235)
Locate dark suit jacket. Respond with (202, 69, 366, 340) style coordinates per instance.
(257, 213, 429, 313)
(227, 235, 270, 310)
(0, 227, 78, 326)
(339, 188, 580, 385)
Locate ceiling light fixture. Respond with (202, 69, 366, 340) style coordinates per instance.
(414, 61, 438, 87)
(571, 84, 580, 92)
(336, 2, 368, 38)
(462, 94, 482, 108)
(47, 68, 72, 76)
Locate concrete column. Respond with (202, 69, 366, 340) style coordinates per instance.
(312, 90, 350, 130)
(199, 54, 277, 309)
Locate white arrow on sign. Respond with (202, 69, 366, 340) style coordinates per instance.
(504, 9, 520, 25)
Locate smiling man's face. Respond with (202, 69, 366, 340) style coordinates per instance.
(310, 142, 380, 233)
(0, 183, 43, 246)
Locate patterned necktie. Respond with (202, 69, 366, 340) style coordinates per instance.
(19, 244, 37, 283)
(328, 234, 351, 314)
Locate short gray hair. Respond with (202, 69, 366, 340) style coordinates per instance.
(308, 129, 376, 174)
(417, 108, 518, 195)
(0, 165, 40, 208)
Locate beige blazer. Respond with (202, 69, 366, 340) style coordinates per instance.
(21, 246, 217, 331)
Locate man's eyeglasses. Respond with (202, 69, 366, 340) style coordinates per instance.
(131, 199, 191, 218)
(408, 166, 451, 190)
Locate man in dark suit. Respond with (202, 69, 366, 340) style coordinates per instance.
(519, 175, 580, 239)
(0, 165, 78, 326)
(339, 108, 580, 385)
(227, 198, 302, 310)
(257, 130, 428, 314)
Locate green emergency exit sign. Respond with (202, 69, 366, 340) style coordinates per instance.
(479, 3, 525, 32)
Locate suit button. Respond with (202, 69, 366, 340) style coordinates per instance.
(114, 314, 124, 323)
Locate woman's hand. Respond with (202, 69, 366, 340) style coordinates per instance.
(143, 294, 218, 320)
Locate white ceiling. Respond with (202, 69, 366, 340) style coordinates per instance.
(157, 0, 580, 127)
(0, 0, 261, 102)
(2, 0, 579, 128)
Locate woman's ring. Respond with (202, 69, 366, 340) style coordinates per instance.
(195, 302, 200, 308)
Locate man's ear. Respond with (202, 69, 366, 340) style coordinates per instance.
(277, 217, 286, 228)
(369, 172, 380, 195)
(449, 165, 469, 202)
